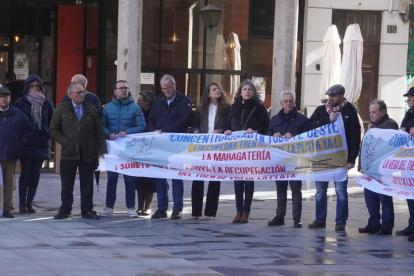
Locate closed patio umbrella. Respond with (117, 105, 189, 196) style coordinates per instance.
(340, 24, 364, 104)
(319, 25, 342, 102)
(226, 32, 241, 98)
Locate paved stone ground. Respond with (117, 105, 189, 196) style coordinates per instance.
(1, 170, 413, 276)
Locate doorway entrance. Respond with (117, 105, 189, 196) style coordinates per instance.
(332, 10, 382, 123)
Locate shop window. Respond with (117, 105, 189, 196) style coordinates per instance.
(161, 0, 203, 69)
(142, 0, 161, 68)
(206, 0, 249, 71)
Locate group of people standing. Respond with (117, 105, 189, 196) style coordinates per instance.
(1, 72, 414, 242)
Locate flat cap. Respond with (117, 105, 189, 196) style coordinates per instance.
(403, 87, 414, 97)
(325, 84, 345, 96)
(0, 87, 11, 95)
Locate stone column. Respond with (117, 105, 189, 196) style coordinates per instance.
(271, 0, 299, 116)
(117, 0, 143, 101)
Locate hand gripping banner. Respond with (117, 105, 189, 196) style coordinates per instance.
(357, 128, 414, 199)
(99, 115, 349, 182)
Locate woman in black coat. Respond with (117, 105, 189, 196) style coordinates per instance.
(135, 90, 157, 215)
(191, 82, 230, 219)
(223, 79, 270, 223)
(14, 75, 54, 213)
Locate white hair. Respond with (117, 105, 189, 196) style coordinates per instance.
(72, 74, 88, 88)
(280, 91, 295, 100)
(160, 74, 176, 85)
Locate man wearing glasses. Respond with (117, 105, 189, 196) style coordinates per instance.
(50, 82, 107, 219)
(267, 91, 308, 228)
(148, 75, 192, 220)
(61, 74, 102, 114)
(100, 80, 146, 218)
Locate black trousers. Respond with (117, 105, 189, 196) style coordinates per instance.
(276, 180, 302, 221)
(19, 157, 44, 204)
(60, 159, 95, 214)
(191, 180, 221, 217)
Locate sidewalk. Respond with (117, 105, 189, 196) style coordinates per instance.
(0, 171, 412, 276)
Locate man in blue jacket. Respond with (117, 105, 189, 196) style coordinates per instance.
(267, 91, 308, 228)
(0, 87, 32, 218)
(100, 80, 146, 218)
(148, 75, 192, 220)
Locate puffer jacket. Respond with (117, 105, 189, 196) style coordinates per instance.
(306, 102, 361, 164)
(0, 104, 32, 161)
(223, 97, 269, 135)
(49, 102, 107, 161)
(147, 90, 192, 133)
(14, 75, 55, 159)
(101, 97, 146, 138)
(267, 107, 308, 136)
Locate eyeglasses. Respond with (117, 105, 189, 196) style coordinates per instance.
(71, 90, 86, 95)
(116, 87, 129, 90)
(281, 100, 294, 104)
(161, 86, 174, 91)
(29, 85, 40, 89)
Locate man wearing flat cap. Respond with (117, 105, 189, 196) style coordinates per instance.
(0, 87, 32, 218)
(395, 87, 414, 241)
(306, 84, 361, 231)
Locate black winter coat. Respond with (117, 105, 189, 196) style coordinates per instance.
(223, 97, 269, 134)
(267, 107, 308, 136)
(147, 90, 192, 133)
(401, 108, 414, 133)
(14, 97, 55, 160)
(306, 102, 361, 164)
(192, 104, 230, 133)
(0, 105, 32, 162)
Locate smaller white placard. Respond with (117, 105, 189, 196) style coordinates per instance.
(141, 73, 155, 85)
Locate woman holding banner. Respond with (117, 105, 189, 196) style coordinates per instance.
(223, 79, 269, 223)
(191, 83, 230, 220)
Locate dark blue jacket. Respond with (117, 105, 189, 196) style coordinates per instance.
(14, 97, 54, 160)
(267, 107, 308, 136)
(14, 75, 55, 160)
(62, 92, 101, 115)
(0, 104, 33, 162)
(101, 97, 146, 138)
(148, 90, 192, 133)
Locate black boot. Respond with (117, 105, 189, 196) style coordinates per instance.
(142, 193, 154, 216)
(19, 202, 28, 213)
(26, 203, 36, 213)
(136, 191, 145, 215)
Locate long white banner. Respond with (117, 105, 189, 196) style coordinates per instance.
(356, 128, 414, 199)
(99, 116, 349, 181)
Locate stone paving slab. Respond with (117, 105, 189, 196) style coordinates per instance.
(0, 172, 412, 275)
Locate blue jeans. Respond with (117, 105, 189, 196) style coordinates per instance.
(364, 188, 394, 230)
(407, 199, 414, 229)
(234, 181, 254, 213)
(315, 179, 348, 224)
(106, 171, 137, 209)
(156, 179, 184, 211)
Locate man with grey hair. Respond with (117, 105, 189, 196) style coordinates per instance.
(50, 82, 107, 220)
(148, 74, 192, 220)
(267, 91, 308, 228)
(61, 74, 101, 114)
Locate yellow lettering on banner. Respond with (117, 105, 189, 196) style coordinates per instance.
(393, 148, 414, 158)
(187, 134, 343, 155)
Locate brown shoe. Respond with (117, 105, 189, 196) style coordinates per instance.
(232, 212, 242, 223)
(240, 212, 249, 223)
